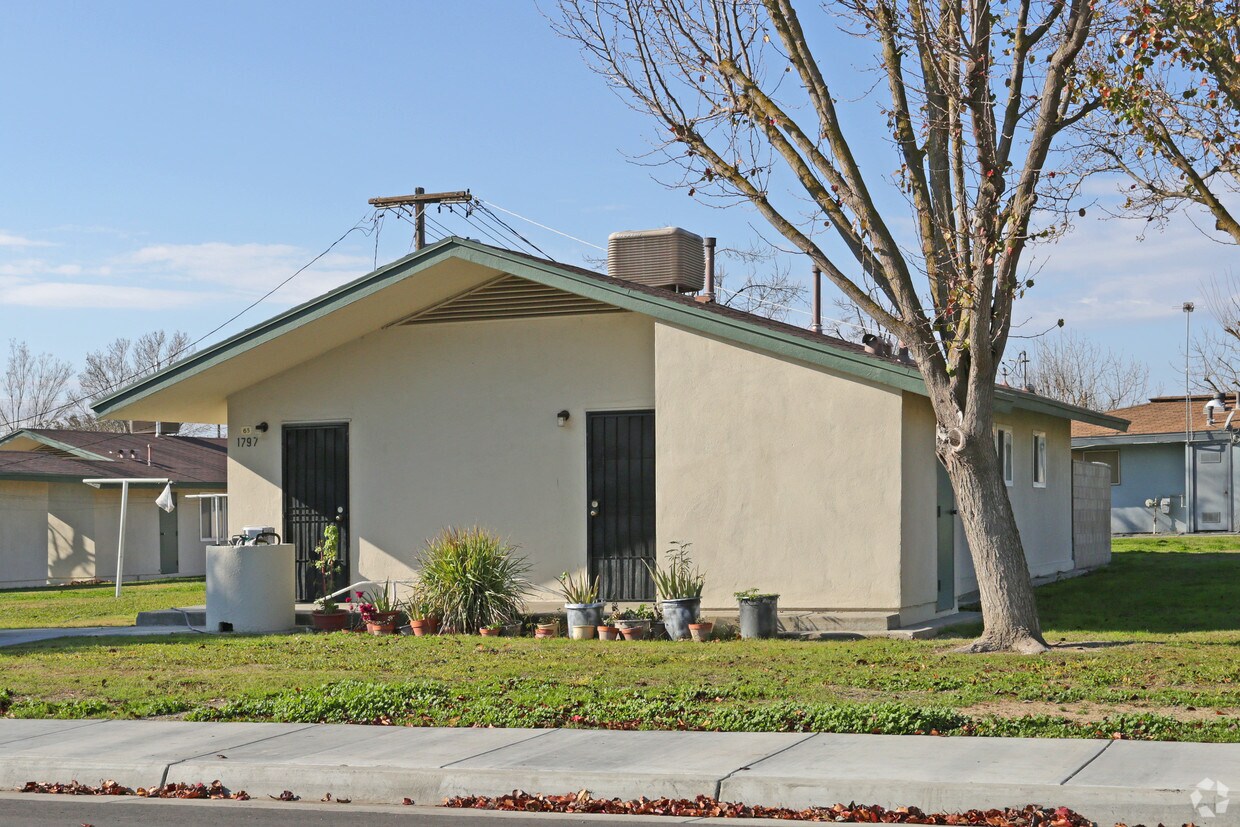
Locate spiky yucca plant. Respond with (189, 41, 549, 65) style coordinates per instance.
(416, 527, 531, 633)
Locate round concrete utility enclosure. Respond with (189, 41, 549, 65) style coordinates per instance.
(205, 544, 296, 633)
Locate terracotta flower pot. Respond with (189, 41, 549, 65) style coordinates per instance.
(688, 621, 714, 642)
(597, 625, 620, 641)
(479, 627, 502, 637)
(409, 617, 439, 637)
(619, 624, 647, 641)
(364, 610, 402, 635)
(311, 610, 349, 632)
(536, 622, 558, 638)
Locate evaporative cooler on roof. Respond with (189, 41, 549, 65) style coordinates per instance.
(607, 227, 705, 293)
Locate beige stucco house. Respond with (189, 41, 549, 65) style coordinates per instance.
(91, 237, 1123, 627)
(0, 429, 226, 588)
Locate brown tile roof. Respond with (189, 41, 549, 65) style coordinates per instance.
(0, 429, 226, 484)
(1072, 394, 1238, 439)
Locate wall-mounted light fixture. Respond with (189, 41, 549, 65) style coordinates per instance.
(556, 410, 571, 428)
(255, 422, 269, 433)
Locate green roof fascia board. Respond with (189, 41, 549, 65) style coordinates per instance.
(92, 240, 464, 417)
(91, 236, 1130, 431)
(453, 244, 1130, 430)
(0, 430, 114, 461)
(450, 244, 929, 396)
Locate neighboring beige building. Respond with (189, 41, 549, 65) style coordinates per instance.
(0, 429, 227, 587)
(92, 237, 1123, 626)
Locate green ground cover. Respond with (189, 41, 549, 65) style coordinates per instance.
(0, 578, 205, 629)
(1, 540, 1236, 741)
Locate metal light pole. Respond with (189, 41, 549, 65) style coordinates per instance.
(1184, 301, 1195, 533)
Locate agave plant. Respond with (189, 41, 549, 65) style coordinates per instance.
(416, 527, 531, 633)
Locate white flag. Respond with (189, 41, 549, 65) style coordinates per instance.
(156, 483, 175, 513)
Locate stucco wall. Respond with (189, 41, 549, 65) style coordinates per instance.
(47, 482, 98, 582)
(0, 481, 50, 587)
(653, 322, 906, 612)
(226, 312, 656, 601)
(922, 404, 1075, 603)
(1, 481, 212, 586)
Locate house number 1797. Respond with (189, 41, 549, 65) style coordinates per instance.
(235, 436, 260, 448)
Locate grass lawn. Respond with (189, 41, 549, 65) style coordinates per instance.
(1, 539, 1237, 741)
(0, 578, 205, 629)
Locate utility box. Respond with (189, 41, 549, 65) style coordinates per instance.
(607, 227, 705, 293)
(205, 544, 296, 633)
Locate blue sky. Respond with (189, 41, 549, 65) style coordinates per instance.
(1, 1, 1234, 398)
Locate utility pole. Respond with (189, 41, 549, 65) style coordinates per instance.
(367, 188, 472, 250)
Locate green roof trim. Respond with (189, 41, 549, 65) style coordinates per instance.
(92, 237, 1128, 430)
(0, 430, 113, 461)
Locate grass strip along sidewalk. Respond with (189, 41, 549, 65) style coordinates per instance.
(1, 539, 1238, 742)
(0, 578, 205, 629)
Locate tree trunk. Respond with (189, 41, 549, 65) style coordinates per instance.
(940, 428, 1049, 654)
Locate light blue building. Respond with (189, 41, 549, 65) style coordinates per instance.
(1072, 394, 1240, 534)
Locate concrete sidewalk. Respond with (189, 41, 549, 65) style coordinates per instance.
(0, 720, 1235, 826)
(0, 625, 202, 647)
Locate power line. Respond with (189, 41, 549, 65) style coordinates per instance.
(3, 211, 380, 432)
(477, 200, 604, 251)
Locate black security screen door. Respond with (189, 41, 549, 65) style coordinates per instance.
(587, 411, 656, 601)
(283, 423, 349, 602)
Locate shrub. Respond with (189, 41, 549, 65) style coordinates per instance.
(646, 541, 704, 600)
(417, 527, 530, 632)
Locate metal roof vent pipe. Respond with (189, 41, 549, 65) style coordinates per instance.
(696, 236, 716, 304)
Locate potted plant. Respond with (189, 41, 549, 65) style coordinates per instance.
(416, 527, 530, 635)
(310, 524, 348, 632)
(558, 570, 604, 633)
(688, 616, 714, 642)
(479, 624, 503, 637)
(403, 587, 440, 637)
(612, 603, 655, 640)
(359, 580, 402, 634)
(535, 619, 559, 638)
(597, 618, 620, 640)
(645, 541, 704, 641)
(735, 589, 780, 639)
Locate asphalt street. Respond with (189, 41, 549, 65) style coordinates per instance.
(0, 794, 689, 827)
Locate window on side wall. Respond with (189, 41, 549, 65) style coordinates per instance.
(1033, 431, 1047, 488)
(994, 426, 1014, 486)
(199, 498, 228, 542)
(1082, 449, 1121, 485)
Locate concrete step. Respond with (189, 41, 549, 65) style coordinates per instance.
(136, 606, 319, 628)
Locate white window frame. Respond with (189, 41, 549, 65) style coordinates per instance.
(199, 497, 228, 542)
(1032, 431, 1047, 488)
(994, 426, 1014, 487)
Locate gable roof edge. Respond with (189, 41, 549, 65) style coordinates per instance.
(91, 237, 1129, 430)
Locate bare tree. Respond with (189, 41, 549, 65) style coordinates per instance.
(1194, 270, 1240, 392)
(0, 340, 74, 431)
(1073, 0, 1239, 242)
(1026, 331, 1151, 411)
(74, 331, 194, 432)
(715, 243, 807, 320)
(556, 0, 1098, 652)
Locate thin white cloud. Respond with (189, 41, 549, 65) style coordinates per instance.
(125, 242, 370, 302)
(1015, 213, 1232, 330)
(0, 280, 212, 309)
(0, 231, 53, 248)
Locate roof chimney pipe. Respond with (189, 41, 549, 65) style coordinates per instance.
(810, 265, 822, 333)
(696, 236, 716, 303)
